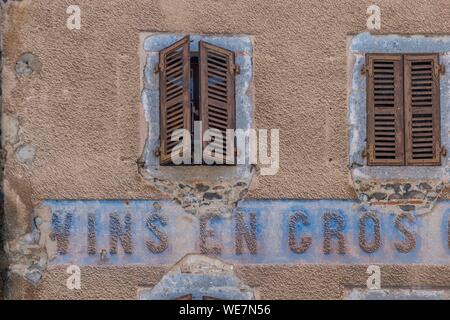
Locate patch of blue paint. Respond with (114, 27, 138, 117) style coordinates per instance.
(144, 34, 253, 54)
(41, 199, 450, 266)
(351, 32, 450, 53)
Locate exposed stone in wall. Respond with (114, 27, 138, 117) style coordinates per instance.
(1, 0, 38, 294)
(4, 204, 55, 289)
(148, 177, 252, 215)
(1, 112, 36, 168)
(1, 111, 40, 290)
(354, 180, 445, 215)
(15, 143, 35, 165)
(15, 52, 40, 77)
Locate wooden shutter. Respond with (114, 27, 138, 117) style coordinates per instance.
(159, 36, 191, 165)
(366, 54, 405, 165)
(199, 41, 236, 164)
(404, 54, 441, 165)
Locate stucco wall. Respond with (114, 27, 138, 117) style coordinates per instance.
(5, 264, 450, 300)
(2, 0, 450, 299)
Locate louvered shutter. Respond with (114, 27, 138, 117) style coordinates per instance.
(366, 54, 405, 165)
(159, 36, 191, 165)
(199, 41, 236, 164)
(404, 54, 441, 165)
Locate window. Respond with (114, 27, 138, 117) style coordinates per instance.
(364, 53, 444, 166)
(155, 36, 239, 165)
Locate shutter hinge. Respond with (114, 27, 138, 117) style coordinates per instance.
(439, 145, 447, 157)
(435, 63, 445, 77)
(362, 144, 374, 160)
(154, 63, 164, 73)
(361, 64, 373, 77)
(154, 147, 161, 157)
(232, 64, 241, 75)
(136, 158, 146, 168)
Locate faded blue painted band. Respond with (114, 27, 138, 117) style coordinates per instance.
(43, 199, 450, 266)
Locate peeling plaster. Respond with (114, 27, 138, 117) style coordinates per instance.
(5, 204, 55, 285)
(2, 113, 19, 145)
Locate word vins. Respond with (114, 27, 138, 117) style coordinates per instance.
(47, 200, 450, 265)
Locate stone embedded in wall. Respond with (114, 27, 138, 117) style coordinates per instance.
(150, 177, 251, 215)
(5, 218, 46, 285)
(354, 180, 445, 214)
(4, 205, 55, 286)
(2, 113, 19, 146)
(15, 144, 35, 166)
(15, 52, 41, 77)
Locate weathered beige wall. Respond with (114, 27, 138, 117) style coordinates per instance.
(6, 264, 450, 300)
(2, 0, 450, 299)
